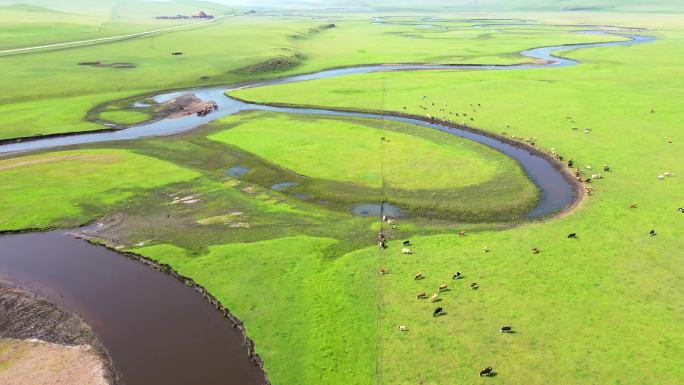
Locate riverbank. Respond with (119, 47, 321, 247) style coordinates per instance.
(0, 231, 269, 385)
(0, 283, 118, 384)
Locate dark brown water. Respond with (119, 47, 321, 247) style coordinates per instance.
(0, 230, 267, 385)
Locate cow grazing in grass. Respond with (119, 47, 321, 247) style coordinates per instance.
(480, 367, 493, 377)
(483, 246, 490, 253)
(452, 271, 462, 280)
(438, 284, 448, 292)
(458, 231, 467, 237)
(433, 307, 443, 317)
(415, 273, 424, 280)
(416, 292, 426, 299)
(402, 248, 413, 255)
(630, 204, 638, 209)
(650, 230, 657, 236)
(403, 240, 411, 246)
(379, 268, 388, 275)
(430, 294, 439, 302)
(567, 233, 578, 239)
(399, 325, 408, 332)
(658, 175, 665, 180)
(470, 282, 479, 290)
(603, 164, 611, 172)
(591, 174, 603, 180)
(678, 207, 684, 213)
(531, 247, 540, 254)
(500, 326, 513, 333)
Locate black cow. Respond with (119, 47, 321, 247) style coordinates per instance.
(500, 326, 512, 333)
(403, 240, 411, 246)
(649, 230, 657, 236)
(470, 282, 479, 290)
(480, 367, 493, 377)
(678, 207, 684, 213)
(567, 233, 577, 239)
(567, 159, 574, 167)
(433, 307, 443, 317)
(452, 271, 462, 280)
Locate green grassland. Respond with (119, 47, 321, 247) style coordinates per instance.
(207, 111, 537, 219)
(0, 1, 235, 49)
(227, 13, 684, 384)
(0, 13, 623, 140)
(0, 149, 200, 230)
(0, 109, 535, 233)
(0, 8, 683, 385)
(134, 237, 377, 385)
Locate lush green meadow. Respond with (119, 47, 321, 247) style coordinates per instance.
(0, 149, 200, 230)
(228, 12, 684, 384)
(0, 5, 683, 385)
(0, 10, 620, 140)
(207, 111, 537, 219)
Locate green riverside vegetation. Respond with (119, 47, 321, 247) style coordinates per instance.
(0, 4, 682, 385)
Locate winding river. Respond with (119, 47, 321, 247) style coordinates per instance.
(0, 30, 654, 217)
(0, 25, 654, 385)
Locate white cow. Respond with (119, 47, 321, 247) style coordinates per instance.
(402, 248, 413, 254)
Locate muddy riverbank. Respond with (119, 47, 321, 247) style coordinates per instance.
(0, 283, 119, 384)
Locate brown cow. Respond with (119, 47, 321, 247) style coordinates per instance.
(416, 292, 426, 299)
(438, 284, 448, 292)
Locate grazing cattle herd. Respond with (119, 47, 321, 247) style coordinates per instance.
(375, 102, 679, 378)
(380, 216, 512, 378)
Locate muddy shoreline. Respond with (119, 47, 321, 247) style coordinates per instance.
(0, 282, 120, 384)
